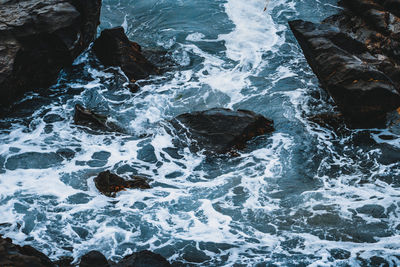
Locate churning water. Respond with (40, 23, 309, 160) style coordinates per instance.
(0, 0, 399, 266)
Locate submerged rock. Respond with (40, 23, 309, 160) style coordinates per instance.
(94, 170, 150, 197)
(170, 108, 274, 154)
(93, 27, 159, 82)
(289, 0, 400, 128)
(0, 235, 54, 267)
(73, 104, 122, 133)
(0, 0, 102, 112)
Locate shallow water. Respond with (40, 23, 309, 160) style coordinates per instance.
(1, 0, 400, 266)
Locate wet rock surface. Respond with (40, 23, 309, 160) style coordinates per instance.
(79, 250, 109, 267)
(79, 250, 171, 267)
(115, 250, 172, 267)
(0, 235, 54, 267)
(94, 170, 151, 197)
(93, 27, 159, 83)
(0, 0, 102, 113)
(73, 104, 122, 133)
(289, 0, 400, 128)
(170, 108, 274, 154)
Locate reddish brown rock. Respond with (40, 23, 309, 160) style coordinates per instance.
(94, 170, 150, 197)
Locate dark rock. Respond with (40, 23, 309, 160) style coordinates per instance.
(94, 170, 151, 197)
(356, 204, 387, 218)
(56, 148, 76, 160)
(289, 0, 400, 128)
(73, 104, 122, 133)
(170, 108, 274, 154)
(54, 256, 74, 267)
(117, 250, 171, 267)
(289, 20, 400, 128)
(93, 27, 159, 82)
(80, 250, 109, 267)
(308, 113, 346, 131)
(0, 0, 102, 112)
(330, 248, 351, 260)
(0, 235, 54, 267)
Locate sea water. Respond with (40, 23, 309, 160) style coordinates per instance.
(0, 0, 399, 266)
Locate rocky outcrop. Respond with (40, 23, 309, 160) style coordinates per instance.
(0, 0, 101, 112)
(289, 0, 400, 128)
(73, 104, 122, 133)
(93, 27, 159, 83)
(94, 170, 150, 197)
(170, 108, 274, 154)
(0, 235, 54, 267)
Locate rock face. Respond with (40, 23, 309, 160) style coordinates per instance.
(0, 235, 54, 267)
(171, 108, 274, 154)
(0, 0, 102, 112)
(289, 0, 400, 128)
(94, 170, 151, 197)
(93, 27, 159, 82)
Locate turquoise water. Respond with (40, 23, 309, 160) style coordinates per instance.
(0, 0, 400, 266)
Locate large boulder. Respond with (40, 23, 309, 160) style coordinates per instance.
(289, 0, 400, 128)
(0, 0, 101, 113)
(94, 170, 151, 197)
(0, 235, 54, 267)
(93, 27, 159, 82)
(170, 108, 274, 154)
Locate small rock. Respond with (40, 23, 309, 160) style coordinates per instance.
(73, 104, 122, 133)
(93, 27, 159, 82)
(330, 248, 351, 260)
(94, 170, 151, 197)
(170, 108, 274, 154)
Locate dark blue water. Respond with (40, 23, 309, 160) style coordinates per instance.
(0, 0, 399, 266)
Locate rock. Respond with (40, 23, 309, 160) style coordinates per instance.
(94, 170, 151, 197)
(170, 108, 274, 154)
(117, 250, 171, 267)
(308, 113, 346, 131)
(93, 27, 159, 82)
(0, 0, 102, 112)
(73, 104, 122, 133)
(0, 235, 54, 267)
(80, 250, 109, 267)
(289, 0, 400, 128)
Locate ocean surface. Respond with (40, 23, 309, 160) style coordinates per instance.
(1, 0, 399, 266)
